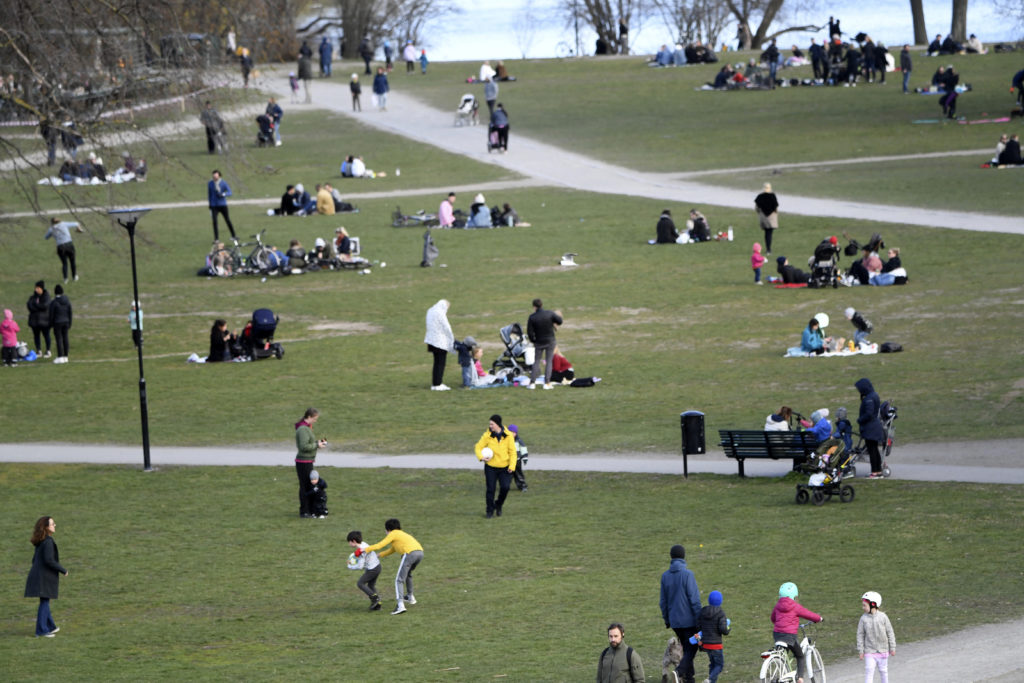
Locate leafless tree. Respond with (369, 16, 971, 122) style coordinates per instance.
(559, 0, 645, 55)
(650, 0, 732, 47)
(334, 0, 459, 59)
(726, 0, 821, 50)
(514, 0, 542, 58)
(992, 0, 1024, 38)
(909, 0, 928, 45)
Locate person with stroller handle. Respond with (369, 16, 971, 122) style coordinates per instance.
(771, 582, 822, 683)
(856, 378, 886, 479)
(490, 103, 509, 153)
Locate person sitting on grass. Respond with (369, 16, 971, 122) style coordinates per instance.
(209, 241, 233, 277)
(208, 319, 236, 362)
(998, 134, 1022, 166)
(286, 239, 307, 270)
(687, 209, 711, 242)
(333, 226, 353, 261)
(269, 185, 301, 216)
(776, 256, 810, 284)
(499, 203, 530, 227)
(655, 209, 680, 244)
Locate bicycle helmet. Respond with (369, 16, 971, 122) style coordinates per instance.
(779, 582, 799, 599)
(861, 591, 882, 608)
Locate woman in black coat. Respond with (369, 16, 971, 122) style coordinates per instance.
(26, 280, 52, 358)
(754, 182, 780, 255)
(855, 377, 885, 478)
(48, 284, 72, 363)
(25, 516, 68, 637)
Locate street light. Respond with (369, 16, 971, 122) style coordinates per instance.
(108, 208, 153, 471)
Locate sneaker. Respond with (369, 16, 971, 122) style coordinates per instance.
(406, 596, 417, 605)
(527, 383, 536, 390)
(49, 627, 59, 635)
(41, 632, 56, 637)
(73, 275, 79, 281)
(485, 511, 493, 519)
(755, 280, 764, 285)
(437, 384, 451, 391)
(43, 351, 52, 359)
(369, 598, 381, 611)
(495, 507, 502, 517)
(868, 472, 883, 479)
(543, 383, 553, 390)
(391, 604, 407, 615)
(275, 141, 282, 147)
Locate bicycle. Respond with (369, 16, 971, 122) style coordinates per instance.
(226, 229, 273, 274)
(759, 621, 826, 683)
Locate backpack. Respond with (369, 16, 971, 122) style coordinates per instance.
(879, 342, 902, 353)
(599, 645, 638, 682)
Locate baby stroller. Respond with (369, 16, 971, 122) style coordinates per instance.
(454, 93, 479, 126)
(490, 322, 533, 379)
(242, 308, 284, 360)
(487, 123, 506, 153)
(795, 439, 856, 505)
(848, 400, 897, 478)
(808, 239, 841, 288)
(256, 115, 275, 147)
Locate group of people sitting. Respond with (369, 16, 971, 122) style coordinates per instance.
(42, 151, 146, 186)
(340, 154, 385, 179)
(927, 33, 986, 56)
(438, 192, 529, 228)
(650, 42, 718, 67)
(267, 182, 356, 217)
(205, 227, 363, 277)
(990, 133, 1023, 166)
(775, 233, 906, 287)
(651, 208, 712, 244)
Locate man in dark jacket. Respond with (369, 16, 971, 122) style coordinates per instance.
(655, 209, 679, 244)
(48, 284, 72, 364)
(900, 45, 912, 93)
(318, 36, 333, 77)
(856, 378, 885, 477)
(776, 256, 809, 284)
(596, 622, 645, 683)
(809, 38, 826, 80)
(660, 544, 702, 683)
(764, 39, 779, 88)
(359, 37, 374, 75)
(526, 298, 563, 389)
(26, 280, 52, 358)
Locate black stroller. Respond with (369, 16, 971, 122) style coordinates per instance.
(490, 322, 531, 378)
(256, 115, 275, 147)
(242, 308, 284, 360)
(808, 238, 841, 288)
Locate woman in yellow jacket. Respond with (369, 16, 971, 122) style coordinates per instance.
(474, 414, 517, 518)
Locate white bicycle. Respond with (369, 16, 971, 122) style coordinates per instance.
(759, 621, 826, 683)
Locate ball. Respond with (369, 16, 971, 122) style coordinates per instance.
(347, 552, 361, 570)
(480, 447, 493, 461)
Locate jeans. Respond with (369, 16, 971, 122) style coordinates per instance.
(36, 597, 56, 636)
(854, 330, 869, 347)
(706, 648, 724, 683)
(461, 363, 474, 387)
(273, 121, 282, 144)
(484, 464, 511, 514)
(672, 626, 699, 683)
(769, 62, 778, 87)
(754, 266, 762, 282)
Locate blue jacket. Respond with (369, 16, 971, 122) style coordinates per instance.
(855, 378, 885, 441)
(266, 102, 283, 124)
(208, 179, 231, 208)
(809, 417, 831, 442)
(660, 558, 701, 629)
(372, 73, 389, 94)
(319, 38, 332, 60)
(801, 326, 823, 353)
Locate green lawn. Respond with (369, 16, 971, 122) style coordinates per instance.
(1, 465, 1021, 681)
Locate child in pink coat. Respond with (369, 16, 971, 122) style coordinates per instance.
(771, 582, 822, 683)
(751, 242, 766, 285)
(2, 308, 21, 366)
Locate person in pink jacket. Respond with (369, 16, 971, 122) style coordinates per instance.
(2, 308, 21, 366)
(751, 242, 766, 285)
(771, 582, 823, 683)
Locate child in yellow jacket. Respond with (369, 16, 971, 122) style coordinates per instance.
(360, 518, 423, 615)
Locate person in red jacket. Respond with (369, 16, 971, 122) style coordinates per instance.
(770, 582, 823, 683)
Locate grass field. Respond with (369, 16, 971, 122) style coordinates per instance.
(1, 465, 1022, 682)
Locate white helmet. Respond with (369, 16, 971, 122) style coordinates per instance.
(861, 591, 882, 608)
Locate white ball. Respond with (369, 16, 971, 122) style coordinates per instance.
(346, 552, 361, 570)
(380, 261, 386, 268)
(480, 447, 493, 461)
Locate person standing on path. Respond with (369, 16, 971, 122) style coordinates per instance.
(48, 285, 72, 364)
(855, 378, 886, 478)
(857, 590, 896, 683)
(424, 299, 455, 391)
(660, 544, 702, 683)
(474, 414, 517, 518)
(24, 516, 68, 637)
(240, 48, 253, 88)
(207, 170, 237, 243)
(44, 217, 82, 283)
(597, 622, 645, 683)
(484, 77, 498, 117)
(754, 183, 779, 255)
(298, 52, 313, 103)
(199, 101, 226, 155)
(266, 97, 283, 146)
(900, 45, 912, 94)
(26, 281, 52, 358)
(294, 407, 327, 518)
(359, 36, 374, 75)
(372, 67, 389, 111)
(527, 298, 563, 389)
(318, 36, 333, 77)
(491, 103, 509, 153)
(350, 74, 362, 111)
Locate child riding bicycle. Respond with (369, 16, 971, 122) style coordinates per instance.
(770, 582, 823, 683)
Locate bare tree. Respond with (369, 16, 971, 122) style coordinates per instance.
(559, 0, 645, 55)
(650, 0, 732, 47)
(726, 0, 820, 49)
(950, 0, 968, 42)
(909, 0, 928, 45)
(334, 0, 459, 59)
(991, 0, 1024, 37)
(514, 0, 541, 58)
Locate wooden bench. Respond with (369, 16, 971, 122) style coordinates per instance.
(717, 430, 818, 477)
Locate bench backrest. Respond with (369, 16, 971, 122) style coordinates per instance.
(718, 430, 818, 458)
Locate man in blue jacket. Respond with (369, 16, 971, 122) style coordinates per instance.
(207, 170, 237, 243)
(660, 544, 702, 683)
(319, 37, 333, 77)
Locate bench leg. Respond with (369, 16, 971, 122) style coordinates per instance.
(737, 458, 745, 477)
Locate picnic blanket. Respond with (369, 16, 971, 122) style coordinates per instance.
(785, 343, 879, 358)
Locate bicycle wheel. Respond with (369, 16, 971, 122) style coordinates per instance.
(249, 247, 271, 273)
(759, 652, 788, 683)
(809, 645, 826, 682)
(840, 484, 855, 503)
(554, 41, 573, 58)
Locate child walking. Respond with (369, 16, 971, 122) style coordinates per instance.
(347, 530, 382, 610)
(359, 518, 423, 615)
(307, 470, 328, 517)
(844, 307, 874, 348)
(857, 591, 895, 683)
(770, 582, 822, 683)
(350, 73, 361, 111)
(288, 72, 300, 104)
(696, 590, 731, 683)
(2, 309, 21, 366)
(751, 242, 766, 285)
(453, 336, 477, 387)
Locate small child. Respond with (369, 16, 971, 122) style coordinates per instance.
(507, 424, 529, 491)
(419, 49, 429, 75)
(2, 309, 21, 366)
(771, 582, 822, 683)
(844, 307, 874, 348)
(834, 406, 853, 452)
(347, 531, 382, 610)
(696, 590, 731, 683)
(350, 73, 362, 112)
(471, 346, 500, 385)
(453, 336, 477, 387)
(359, 518, 423, 615)
(288, 72, 300, 104)
(307, 470, 328, 517)
(751, 242, 766, 285)
(857, 591, 895, 683)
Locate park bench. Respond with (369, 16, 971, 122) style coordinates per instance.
(717, 430, 818, 477)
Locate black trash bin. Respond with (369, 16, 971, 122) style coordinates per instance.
(680, 410, 706, 477)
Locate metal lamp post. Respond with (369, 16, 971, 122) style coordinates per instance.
(109, 208, 153, 471)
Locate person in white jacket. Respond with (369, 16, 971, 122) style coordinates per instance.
(857, 591, 896, 683)
(424, 299, 455, 390)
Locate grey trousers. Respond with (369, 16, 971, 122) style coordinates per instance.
(530, 341, 556, 384)
(394, 549, 423, 603)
